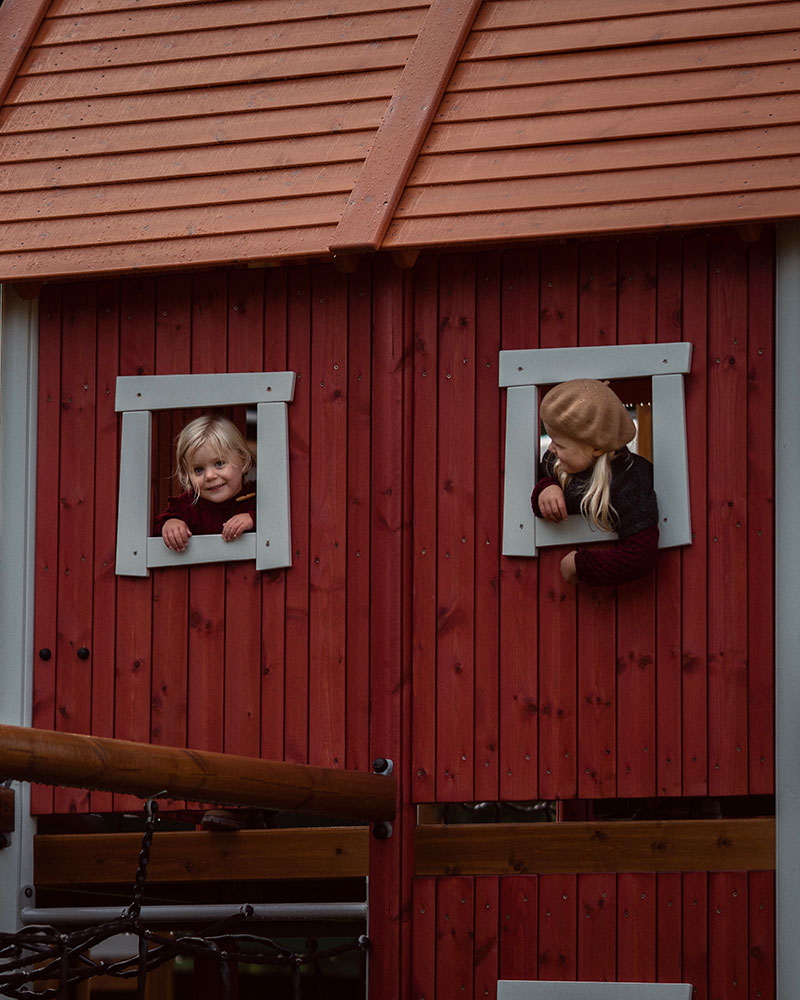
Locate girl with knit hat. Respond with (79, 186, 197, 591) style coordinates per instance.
(531, 379, 659, 586)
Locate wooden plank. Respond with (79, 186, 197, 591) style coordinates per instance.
(748, 871, 775, 1000)
(411, 877, 437, 1000)
(680, 234, 709, 796)
(309, 264, 348, 769)
(150, 274, 191, 811)
(186, 272, 228, 758)
(655, 238, 684, 797)
(0, 103, 384, 164)
(616, 238, 657, 799)
(415, 819, 776, 875)
(34, 827, 369, 885)
(89, 279, 120, 812)
(435, 878, 475, 999)
(22, 12, 425, 74)
(617, 873, 656, 982)
(499, 875, 538, 980)
(576, 242, 618, 800)
(537, 243, 578, 801)
(474, 252, 501, 800)
(708, 871, 748, 1000)
(47, 0, 422, 21)
(113, 276, 155, 811)
(223, 269, 264, 761)
(345, 261, 372, 775)
(0, 133, 371, 192)
(746, 231, 776, 794)
(284, 266, 311, 765)
(682, 872, 708, 1000)
(31, 285, 62, 815)
(411, 254, 438, 802)
(410, 125, 800, 187)
(53, 282, 96, 814)
(498, 249, 539, 802)
(474, 876, 499, 999)
(707, 234, 749, 796)
(116, 371, 295, 411)
(577, 873, 616, 981)
(437, 62, 800, 121)
(656, 873, 683, 984)
(462, 7, 800, 60)
(436, 253, 476, 802)
(537, 874, 577, 980)
(260, 268, 288, 762)
(9, 40, 413, 102)
(0, 787, 13, 833)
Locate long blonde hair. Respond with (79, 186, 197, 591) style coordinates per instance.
(553, 451, 616, 531)
(175, 414, 253, 498)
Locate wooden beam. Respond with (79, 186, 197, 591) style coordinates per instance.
(0, 785, 14, 833)
(415, 818, 775, 875)
(0, 724, 396, 823)
(35, 827, 369, 886)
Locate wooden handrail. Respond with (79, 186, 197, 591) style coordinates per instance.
(0, 724, 395, 823)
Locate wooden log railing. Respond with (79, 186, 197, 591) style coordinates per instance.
(0, 724, 396, 824)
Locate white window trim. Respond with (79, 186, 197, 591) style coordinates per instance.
(499, 343, 693, 558)
(115, 372, 295, 576)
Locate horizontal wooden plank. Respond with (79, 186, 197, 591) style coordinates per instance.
(415, 819, 775, 875)
(437, 63, 800, 123)
(0, 70, 398, 133)
(449, 31, 800, 90)
(0, 132, 372, 192)
(9, 40, 412, 102)
(462, 3, 800, 60)
(0, 101, 385, 163)
(383, 188, 800, 247)
(398, 156, 800, 217)
(23, 10, 425, 75)
(116, 371, 296, 411)
(422, 94, 800, 155)
(499, 343, 692, 387)
(34, 827, 369, 885)
(0, 224, 337, 282)
(409, 125, 800, 186)
(48, 0, 421, 21)
(0, 163, 359, 224)
(0, 193, 347, 251)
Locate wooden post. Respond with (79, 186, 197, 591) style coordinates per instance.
(0, 724, 395, 823)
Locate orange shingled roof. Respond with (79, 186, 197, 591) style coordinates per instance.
(0, 0, 799, 282)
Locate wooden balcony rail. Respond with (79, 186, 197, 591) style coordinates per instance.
(0, 724, 396, 823)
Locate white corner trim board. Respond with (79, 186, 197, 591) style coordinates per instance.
(499, 343, 693, 558)
(115, 371, 295, 576)
(497, 982, 693, 999)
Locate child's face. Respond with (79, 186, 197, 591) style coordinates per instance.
(545, 426, 602, 475)
(188, 443, 245, 503)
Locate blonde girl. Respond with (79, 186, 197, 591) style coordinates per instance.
(155, 414, 256, 552)
(532, 379, 659, 586)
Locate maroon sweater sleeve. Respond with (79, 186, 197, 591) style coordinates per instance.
(573, 525, 659, 586)
(531, 476, 559, 514)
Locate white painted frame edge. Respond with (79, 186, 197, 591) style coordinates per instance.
(499, 342, 692, 387)
(497, 982, 693, 999)
(115, 371, 296, 410)
(500, 344, 693, 557)
(114, 376, 295, 576)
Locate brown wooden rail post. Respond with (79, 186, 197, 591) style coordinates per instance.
(0, 724, 396, 823)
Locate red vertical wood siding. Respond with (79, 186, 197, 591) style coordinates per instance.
(31, 226, 775, 995)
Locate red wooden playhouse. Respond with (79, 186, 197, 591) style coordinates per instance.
(0, 0, 795, 997)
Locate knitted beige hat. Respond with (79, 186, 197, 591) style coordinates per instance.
(540, 379, 635, 453)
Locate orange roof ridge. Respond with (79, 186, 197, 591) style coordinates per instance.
(329, 0, 482, 256)
(0, 0, 51, 108)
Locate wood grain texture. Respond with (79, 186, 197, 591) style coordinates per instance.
(415, 819, 776, 875)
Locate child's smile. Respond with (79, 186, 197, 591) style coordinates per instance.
(188, 443, 245, 503)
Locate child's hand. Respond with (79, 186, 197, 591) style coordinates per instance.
(222, 512, 254, 541)
(538, 484, 568, 522)
(162, 518, 191, 552)
(561, 550, 578, 584)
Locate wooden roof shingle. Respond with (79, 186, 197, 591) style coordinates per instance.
(0, 0, 798, 281)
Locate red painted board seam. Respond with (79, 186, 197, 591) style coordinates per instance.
(0, 0, 51, 108)
(329, 0, 482, 255)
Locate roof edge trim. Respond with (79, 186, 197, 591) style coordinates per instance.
(329, 0, 482, 255)
(0, 0, 51, 108)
